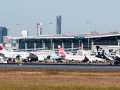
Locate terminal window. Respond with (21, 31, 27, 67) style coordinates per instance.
(109, 49, 113, 53)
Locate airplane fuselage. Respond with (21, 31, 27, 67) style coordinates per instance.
(66, 55, 85, 61)
(3, 52, 29, 59)
(31, 52, 60, 60)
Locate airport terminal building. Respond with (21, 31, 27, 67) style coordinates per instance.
(4, 31, 120, 54)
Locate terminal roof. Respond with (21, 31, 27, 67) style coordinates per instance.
(9, 32, 120, 39)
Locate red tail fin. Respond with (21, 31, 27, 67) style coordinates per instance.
(58, 45, 66, 58)
(0, 46, 3, 50)
(84, 54, 87, 58)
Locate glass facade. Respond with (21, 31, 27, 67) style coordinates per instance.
(18, 36, 119, 50)
(36, 39, 42, 48)
(73, 39, 82, 48)
(64, 40, 71, 48)
(45, 40, 51, 50)
(54, 40, 62, 49)
(27, 39, 34, 49)
(19, 39, 25, 49)
(83, 39, 91, 50)
(93, 37, 118, 45)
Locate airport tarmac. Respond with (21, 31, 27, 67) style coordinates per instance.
(0, 63, 120, 71)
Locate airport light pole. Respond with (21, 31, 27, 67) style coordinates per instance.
(17, 24, 20, 50)
(86, 22, 90, 50)
(49, 23, 53, 50)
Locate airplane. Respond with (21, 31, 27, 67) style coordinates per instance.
(0, 45, 45, 62)
(86, 56, 106, 63)
(58, 45, 88, 62)
(96, 46, 114, 61)
(96, 46, 118, 65)
(96, 46, 120, 65)
(78, 50, 106, 63)
(58, 45, 105, 63)
(31, 52, 61, 62)
(0, 56, 7, 63)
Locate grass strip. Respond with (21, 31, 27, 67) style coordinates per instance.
(0, 82, 120, 90)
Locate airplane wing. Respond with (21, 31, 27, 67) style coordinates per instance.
(104, 53, 114, 61)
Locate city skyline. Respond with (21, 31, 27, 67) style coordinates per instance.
(0, 0, 120, 37)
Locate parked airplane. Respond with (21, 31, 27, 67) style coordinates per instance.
(0, 56, 7, 63)
(0, 45, 44, 62)
(79, 50, 105, 63)
(96, 46, 114, 61)
(86, 55, 106, 63)
(31, 52, 60, 61)
(58, 45, 88, 62)
(96, 46, 120, 65)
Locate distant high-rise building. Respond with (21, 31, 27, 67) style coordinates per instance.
(0, 27, 8, 43)
(21, 30, 29, 37)
(36, 23, 42, 35)
(56, 16, 61, 34)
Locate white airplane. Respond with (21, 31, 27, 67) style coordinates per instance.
(86, 56, 106, 63)
(96, 46, 120, 65)
(81, 50, 106, 63)
(58, 45, 105, 63)
(0, 56, 7, 63)
(31, 52, 60, 60)
(0, 45, 45, 62)
(96, 46, 114, 61)
(58, 45, 88, 62)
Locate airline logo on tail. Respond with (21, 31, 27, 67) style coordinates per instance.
(96, 46, 105, 58)
(96, 46, 103, 55)
(0, 46, 3, 50)
(58, 45, 67, 58)
(0, 45, 7, 52)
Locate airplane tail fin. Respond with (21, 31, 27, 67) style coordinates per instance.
(96, 46, 104, 57)
(0, 45, 7, 52)
(58, 45, 67, 58)
(96, 46, 114, 61)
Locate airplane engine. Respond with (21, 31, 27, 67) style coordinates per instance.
(27, 53, 38, 62)
(0, 53, 5, 57)
(37, 55, 45, 62)
(16, 55, 20, 59)
(47, 55, 51, 59)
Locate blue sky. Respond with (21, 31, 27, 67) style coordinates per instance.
(0, 0, 120, 37)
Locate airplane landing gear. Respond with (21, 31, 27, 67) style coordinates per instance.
(110, 61, 114, 65)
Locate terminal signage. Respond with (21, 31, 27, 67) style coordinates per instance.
(74, 36, 85, 38)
